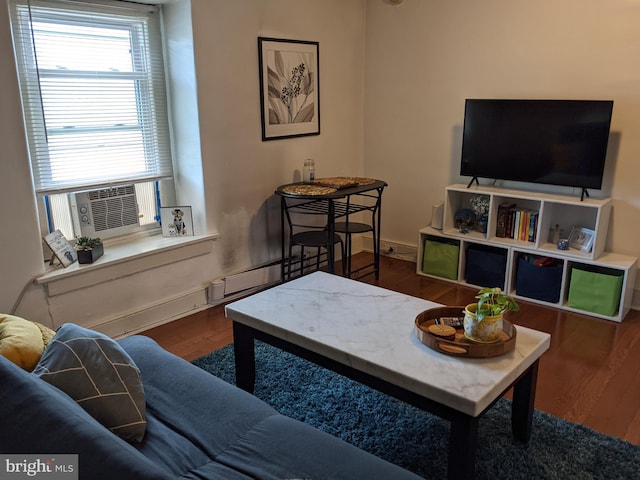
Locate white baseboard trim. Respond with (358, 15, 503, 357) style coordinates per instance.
(361, 236, 418, 262)
(90, 287, 209, 338)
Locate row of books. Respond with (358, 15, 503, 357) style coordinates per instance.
(495, 203, 539, 242)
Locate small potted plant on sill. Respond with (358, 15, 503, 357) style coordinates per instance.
(463, 287, 519, 343)
(75, 236, 103, 264)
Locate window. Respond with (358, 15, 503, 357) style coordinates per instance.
(8, 0, 173, 239)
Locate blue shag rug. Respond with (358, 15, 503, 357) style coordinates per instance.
(193, 341, 640, 479)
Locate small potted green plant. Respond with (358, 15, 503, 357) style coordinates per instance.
(75, 236, 103, 264)
(463, 287, 519, 342)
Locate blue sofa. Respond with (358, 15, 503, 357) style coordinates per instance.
(0, 333, 421, 479)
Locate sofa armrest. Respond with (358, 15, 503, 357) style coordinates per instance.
(0, 355, 171, 480)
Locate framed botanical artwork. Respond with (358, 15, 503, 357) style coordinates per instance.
(160, 206, 194, 237)
(568, 226, 595, 253)
(258, 37, 320, 141)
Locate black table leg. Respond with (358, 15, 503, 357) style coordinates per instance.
(448, 414, 479, 480)
(280, 197, 286, 282)
(327, 199, 335, 274)
(233, 322, 256, 393)
(511, 360, 539, 442)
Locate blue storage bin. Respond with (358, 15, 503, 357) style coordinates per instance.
(464, 244, 507, 289)
(516, 256, 563, 303)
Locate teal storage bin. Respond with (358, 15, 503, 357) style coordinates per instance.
(422, 238, 459, 280)
(568, 267, 623, 316)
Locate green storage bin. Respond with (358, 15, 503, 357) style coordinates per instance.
(422, 238, 459, 280)
(568, 267, 623, 316)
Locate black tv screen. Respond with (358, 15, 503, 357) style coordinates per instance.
(460, 99, 614, 190)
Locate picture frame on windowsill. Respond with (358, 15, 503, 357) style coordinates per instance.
(160, 206, 194, 238)
(44, 230, 77, 267)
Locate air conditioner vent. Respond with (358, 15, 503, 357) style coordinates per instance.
(87, 184, 135, 201)
(90, 194, 139, 232)
(72, 185, 140, 239)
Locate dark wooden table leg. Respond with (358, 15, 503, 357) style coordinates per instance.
(511, 360, 539, 442)
(448, 414, 478, 480)
(233, 322, 256, 394)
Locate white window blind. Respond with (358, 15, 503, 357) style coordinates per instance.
(8, 0, 173, 195)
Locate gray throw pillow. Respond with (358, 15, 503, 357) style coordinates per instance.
(33, 324, 146, 442)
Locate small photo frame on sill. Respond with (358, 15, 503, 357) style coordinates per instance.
(568, 226, 595, 253)
(160, 206, 194, 237)
(44, 230, 77, 267)
(258, 37, 320, 141)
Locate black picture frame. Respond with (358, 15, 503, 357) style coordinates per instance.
(258, 37, 320, 141)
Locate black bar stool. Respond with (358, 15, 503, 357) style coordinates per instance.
(334, 188, 383, 279)
(281, 198, 345, 281)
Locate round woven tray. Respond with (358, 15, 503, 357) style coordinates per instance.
(414, 306, 517, 358)
(280, 184, 337, 196)
(313, 177, 377, 188)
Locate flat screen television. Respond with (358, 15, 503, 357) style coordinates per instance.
(460, 99, 614, 196)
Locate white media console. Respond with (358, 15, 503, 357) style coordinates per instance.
(417, 184, 637, 322)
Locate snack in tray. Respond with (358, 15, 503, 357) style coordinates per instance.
(281, 184, 338, 196)
(427, 324, 457, 340)
(313, 177, 376, 188)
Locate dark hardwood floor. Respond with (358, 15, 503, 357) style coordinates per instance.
(142, 253, 640, 445)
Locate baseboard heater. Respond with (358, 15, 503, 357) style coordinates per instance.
(224, 263, 281, 295)
(208, 262, 281, 304)
(208, 253, 335, 304)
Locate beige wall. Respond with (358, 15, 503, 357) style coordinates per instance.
(191, 0, 366, 274)
(364, 0, 640, 262)
(2, 0, 640, 328)
(0, 0, 366, 330)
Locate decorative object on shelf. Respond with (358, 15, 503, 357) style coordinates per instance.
(469, 195, 490, 233)
(258, 37, 320, 141)
(44, 230, 77, 267)
(454, 208, 476, 233)
(75, 236, 103, 264)
(477, 215, 488, 233)
(548, 223, 562, 244)
(568, 226, 595, 253)
(557, 239, 569, 250)
(160, 206, 194, 237)
(464, 287, 519, 343)
(469, 195, 489, 216)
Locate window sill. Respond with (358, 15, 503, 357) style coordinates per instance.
(37, 232, 220, 296)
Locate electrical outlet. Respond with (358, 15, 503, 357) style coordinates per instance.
(380, 242, 395, 255)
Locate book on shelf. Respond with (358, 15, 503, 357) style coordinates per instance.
(499, 206, 539, 242)
(497, 202, 516, 238)
(528, 211, 539, 242)
(506, 206, 515, 238)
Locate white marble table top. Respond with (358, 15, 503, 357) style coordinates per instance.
(225, 271, 551, 417)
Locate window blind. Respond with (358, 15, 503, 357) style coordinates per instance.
(8, 0, 173, 195)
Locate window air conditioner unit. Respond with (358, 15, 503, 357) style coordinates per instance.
(71, 185, 140, 239)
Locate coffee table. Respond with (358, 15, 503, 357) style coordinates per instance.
(225, 272, 550, 479)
